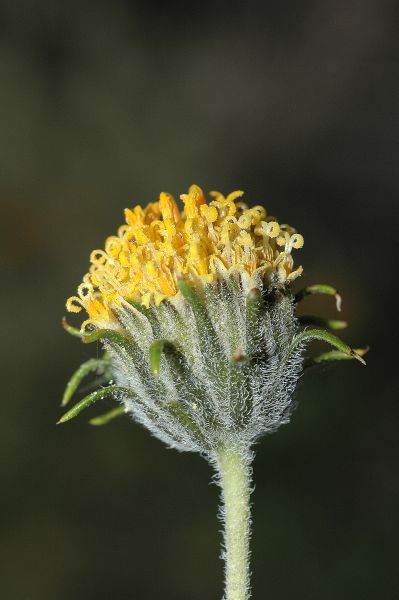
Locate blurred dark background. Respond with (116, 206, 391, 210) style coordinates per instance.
(1, 0, 398, 598)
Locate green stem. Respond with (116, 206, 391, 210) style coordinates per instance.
(215, 446, 253, 600)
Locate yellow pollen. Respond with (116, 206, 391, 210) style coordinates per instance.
(66, 185, 304, 328)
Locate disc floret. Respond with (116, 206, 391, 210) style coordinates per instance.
(66, 184, 304, 332)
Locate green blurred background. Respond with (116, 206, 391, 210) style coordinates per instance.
(1, 1, 397, 598)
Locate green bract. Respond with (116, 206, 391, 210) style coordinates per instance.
(60, 276, 365, 455)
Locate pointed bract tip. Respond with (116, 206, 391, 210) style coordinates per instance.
(233, 350, 247, 362)
(332, 319, 347, 330)
(62, 317, 83, 338)
(248, 288, 261, 299)
(351, 350, 367, 365)
(335, 293, 342, 312)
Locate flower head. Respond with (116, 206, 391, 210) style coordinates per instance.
(61, 185, 365, 455)
(66, 185, 303, 332)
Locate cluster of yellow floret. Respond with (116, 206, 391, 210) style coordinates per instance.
(66, 185, 304, 331)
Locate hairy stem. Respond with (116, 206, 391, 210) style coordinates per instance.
(215, 446, 253, 600)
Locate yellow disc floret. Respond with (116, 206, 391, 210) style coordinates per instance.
(66, 185, 304, 329)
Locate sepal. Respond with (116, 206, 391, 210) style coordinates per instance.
(62, 317, 83, 338)
(57, 386, 134, 424)
(63, 318, 134, 352)
(309, 346, 369, 367)
(295, 284, 342, 311)
(149, 339, 176, 377)
(299, 316, 347, 330)
(61, 357, 111, 406)
(290, 328, 366, 365)
(89, 406, 126, 426)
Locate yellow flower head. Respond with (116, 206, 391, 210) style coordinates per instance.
(66, 185, 304, 330)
